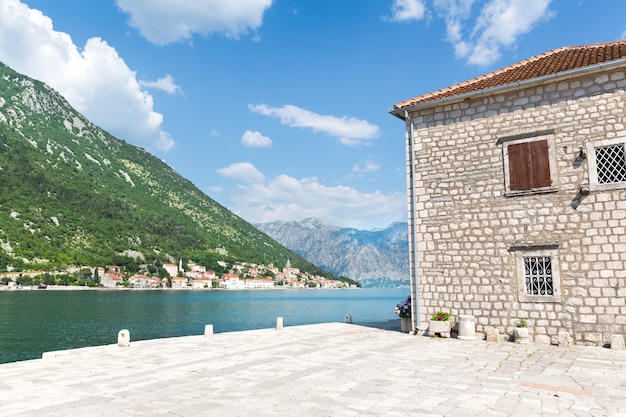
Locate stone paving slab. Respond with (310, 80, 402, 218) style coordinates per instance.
(0, 322, 625, 416)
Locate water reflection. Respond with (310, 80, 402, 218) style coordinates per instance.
(0, 288, 407, 363)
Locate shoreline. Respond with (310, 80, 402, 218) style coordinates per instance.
(0, 284, 367, 291)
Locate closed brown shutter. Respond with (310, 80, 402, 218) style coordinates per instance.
(507, 139, 551, 191)
(508, 142, 531, 190)
(530, 139, 551, 188)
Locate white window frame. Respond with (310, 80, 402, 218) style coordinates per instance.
(511, 245, 562, 303)
(498, 130, 559, 197)
(586, 136, 626, 191)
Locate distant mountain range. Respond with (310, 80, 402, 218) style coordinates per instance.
(0, 62, 332, 278)
(256, 218, 410, 287)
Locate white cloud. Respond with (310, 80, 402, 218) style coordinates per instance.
(388, 0, 427, 22)
(242, 130, 272, 147)
(0, 0, 174, 152)
(139, 74, 183, 94)
(222, 171, 406, 230)
(434, 0, 554, 66)
(115, 0, 273, 45)
(352, 160, 381, 175)
(248, 104, 380, 146)
(207, 185, 223, 194)
(217, 162, 265, 183)
(434, 0, 476, 59)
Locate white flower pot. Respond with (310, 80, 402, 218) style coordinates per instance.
(429, 320, 451, 338)
(514, 327, 529, 344)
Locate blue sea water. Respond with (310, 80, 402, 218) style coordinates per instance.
(0, 287, 408, 363)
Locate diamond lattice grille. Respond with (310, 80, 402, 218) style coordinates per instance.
(595, 144, 626, 184)
(524, 256, 553, 296)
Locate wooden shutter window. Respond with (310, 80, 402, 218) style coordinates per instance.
(508, 142, 531, 191)
(507, 139, 551, 191)
(530, 139, 551, 188)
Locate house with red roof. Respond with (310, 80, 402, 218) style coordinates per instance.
(243, 277, 275, 289)
(190, 278, 213, 289)
(163, 263, 179, 278)
(391, 42, 626, 346)
(170, 276, 188, 289)
(100, 273, 124, 288)
(129, 274, 159, 288)
(320, 279, 345, 289)
(220, 273, 243, 289)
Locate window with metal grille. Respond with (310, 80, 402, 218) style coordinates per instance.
(523, 256, 553, 296)
(512, 245, 561, 303)
(587, 138, 626, 191)
(595, 144, 626, 184)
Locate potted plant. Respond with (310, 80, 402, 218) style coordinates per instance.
(513, 319, 529, 344)
(429, 311, 451, 337)
(395, 296, 412, 333)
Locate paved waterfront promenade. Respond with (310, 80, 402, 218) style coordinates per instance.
(1, 322, 625, 417)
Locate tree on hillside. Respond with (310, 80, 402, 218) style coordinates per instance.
(93, 267, 100, 284)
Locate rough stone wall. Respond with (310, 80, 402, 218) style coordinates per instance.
(406, 67, 626, 346)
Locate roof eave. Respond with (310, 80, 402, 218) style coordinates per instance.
(389, 57, 626, 121)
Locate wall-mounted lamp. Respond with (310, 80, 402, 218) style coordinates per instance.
(578, 146, 587, 160)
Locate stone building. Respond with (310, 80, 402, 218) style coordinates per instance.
(390, 42, 626, 346)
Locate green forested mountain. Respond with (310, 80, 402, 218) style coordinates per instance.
(0, 62, 324, 276)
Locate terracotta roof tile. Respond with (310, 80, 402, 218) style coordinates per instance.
(394, 41, 626, 110)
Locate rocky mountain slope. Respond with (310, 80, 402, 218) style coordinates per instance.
(0, 62, 322, 275)
(256, 218, 409, 287)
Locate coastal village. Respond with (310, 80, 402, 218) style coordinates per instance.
(0, 258, 355, 290)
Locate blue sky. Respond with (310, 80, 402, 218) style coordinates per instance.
(1, 0, 625, 230)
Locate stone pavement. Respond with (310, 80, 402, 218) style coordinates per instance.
(0, 322, 625, 417)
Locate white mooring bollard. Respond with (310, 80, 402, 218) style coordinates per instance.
(276, 317, 283, 330)
(204, 324, 214, 337)
(118, 329, 130, 347)
(457, 315, 476, 340)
